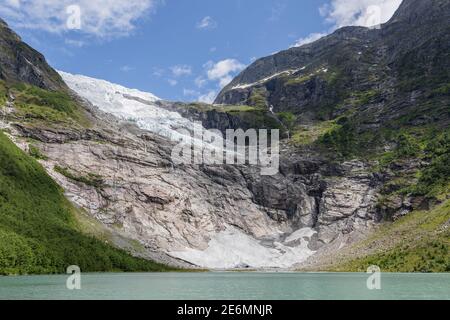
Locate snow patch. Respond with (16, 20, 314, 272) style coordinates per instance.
(170, 226, 317, 269)
(231, 67, 305, 90)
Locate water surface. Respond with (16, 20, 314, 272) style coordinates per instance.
(0, 272, 448, 300)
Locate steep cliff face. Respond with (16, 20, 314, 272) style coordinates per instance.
(0, 18, 67, 91)
(41, 72, 382, 269)
(215, 0, 450, 130)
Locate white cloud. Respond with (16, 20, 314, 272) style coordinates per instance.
(320, 0, 402, 29)
(196, 16, 217, 30)
(5, 0, 20, 8)
(171, 65, 192, 77)
(292, 0, 402, 47)
(269, 2, 286, 22)
(152, 67, 164, 77)
(192, 59, 245, 103)
(198, 90, 217, 104)
(195, 77, 207, 88)
(205, 59, 246, 88)
(183, 89, 200, 96)
(64, 38, 85, 47)
(292, 32, 328, 47)
(0, 0, 159, 38)
(120, 65, 134, 72)
(168, 79, 178, 86)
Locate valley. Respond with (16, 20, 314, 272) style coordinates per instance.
(0, 0, 448, 274)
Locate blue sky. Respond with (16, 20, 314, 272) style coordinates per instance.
(0, 0, 402, 102)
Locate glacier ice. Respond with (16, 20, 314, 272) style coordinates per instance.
(170, 226, 317, 269)
(59, 71, 206, 143)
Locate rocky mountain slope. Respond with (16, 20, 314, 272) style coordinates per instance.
(215, 0, 449, 131)
(0, 18, 178, 274)
(0, 19, 66, 91)
(52, 72, 382, 269)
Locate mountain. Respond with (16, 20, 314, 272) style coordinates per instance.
(0, 21, 178, 274)
(212, 0, 450, 213)
(59, 71, 194, 140)
(1, 27, 384, 270)
(0, 0, 449, 272)
(215, 0, 449, 136)
(0, 18, 66, 91)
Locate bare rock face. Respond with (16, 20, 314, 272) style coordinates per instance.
(0, 16, 385, 270)
(0, 18, 67, 91)
(214, 0, 450, 129)
(2, 97, 382, 268)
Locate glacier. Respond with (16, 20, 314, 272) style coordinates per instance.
(59, 71, 203, 143)
(170, 227, 317, 269)
(57, 71, 316, 269)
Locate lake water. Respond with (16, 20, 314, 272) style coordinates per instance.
(0, 272, 449, 300)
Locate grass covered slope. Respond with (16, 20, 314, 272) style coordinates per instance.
(0, 131, 175, 275)
(329, 201, 450, 273)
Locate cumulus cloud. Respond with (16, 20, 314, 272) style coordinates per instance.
(205, 59, 246, 88)
(0, 0, 159, 38)
(192, 59, 245, 104)
(293, 32, 328, 47)
(171, 65, 192, 77)
(293, 0, 402, 47)
(196, 16, 217, 30)
(320, 0, 403, 29)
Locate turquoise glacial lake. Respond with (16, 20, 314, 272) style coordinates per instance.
(0, 272, 449, 300)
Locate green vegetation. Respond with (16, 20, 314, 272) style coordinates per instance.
(54, 165, 104, 189)
(406, 131, 450, 198)
(318, 118, 362, 157)
(350, 90, 381, 106)
(285, 67, 342, 87)
(28, 144, 48, 160)
(373, 129, 450, 199)
(317, 115, 449, 200)
(183, 102, 281, 131)
(248, 88, 267, 109)
(10, 83, 90, 127)
(215, 105, 258, 113)
(285, 74, 313, 86)
(331, 201, 450, 272)
(277, 112, 297, 131)
(184, 103, 258, 113)
(321, 69, 341, 86)
(291, 121, 339, 146)
(0, 132, 176, 275)
(0, 80, 7, 106)
(235, 110, 283, 131)
(430, 83, 450, 96)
